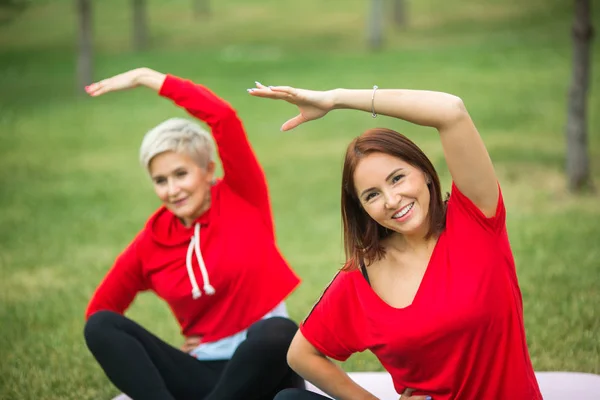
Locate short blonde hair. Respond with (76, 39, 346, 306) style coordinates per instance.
(139, 118, 215, 169)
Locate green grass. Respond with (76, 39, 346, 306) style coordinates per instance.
(1, 0, 599, 398)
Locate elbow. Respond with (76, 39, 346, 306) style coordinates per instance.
(286, 340, 302, 373)
(451, 95, 468, 116)
(448, 95, 467, 118)
(286, 330, 325, 377)
(218, 104, 238, 120)
(439, 95, 469, 128)
(286, 333, 315, 375)
(84, 303, 95, 320)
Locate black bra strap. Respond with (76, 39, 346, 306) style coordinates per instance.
(360, 259, 371, 286)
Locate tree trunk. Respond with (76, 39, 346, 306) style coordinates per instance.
(367, 0, 384, 50)
(566, 0, 594, 192)
(193, 0, 210, 19)
(132, 0, 148, 51)
(0, 0, 28, 24)
(76, 0, 93, 94)
(392, 0, 407, 28)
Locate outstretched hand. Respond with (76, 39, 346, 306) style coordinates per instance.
(84, 68, 165, 97)
(247, 82, 335, 131)
(85, 69, 143, 97)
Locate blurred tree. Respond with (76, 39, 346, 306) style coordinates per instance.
(566, 0, 594, 192)
(392, 0, 407, 28)
(193, 0, 209, 19)
(132, 0, 148, 51)
(368, 0, 384, 50)
(0, 0, 26, 9)
(0, 0, 28, 24)
(76, 0, 93, 93)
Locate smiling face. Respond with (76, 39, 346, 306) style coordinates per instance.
(149, 150, 215, 227)
(353, 152, 431, 238)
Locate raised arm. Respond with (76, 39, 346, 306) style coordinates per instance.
(249, 84, 498, 217)
(87, 69, 274, 236)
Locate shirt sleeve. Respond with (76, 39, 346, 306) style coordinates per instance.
(300, 271, 366, 361)
(446, 181, 506, 234)
(158, 75, 274, 238)
(85, 233, 148, 319)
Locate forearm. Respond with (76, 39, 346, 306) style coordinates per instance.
(291, 354, 378, 400)
(134, 67, 167, 92)
(331, 87, 466, 130)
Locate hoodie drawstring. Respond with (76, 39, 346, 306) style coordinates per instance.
(186, 223, 216, 299)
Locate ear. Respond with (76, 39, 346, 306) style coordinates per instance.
(205, 161, 216, 182)
(425, 174, 432, 185)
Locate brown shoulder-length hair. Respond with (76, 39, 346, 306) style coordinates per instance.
(341, 128, 446, 271)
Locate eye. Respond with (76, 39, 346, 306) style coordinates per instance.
(364, 192, 378, 202)
(175, 170, 188, 178)
(154, 177, 167, 185)
(391, 174, 404, 184)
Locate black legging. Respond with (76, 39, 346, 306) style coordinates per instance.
(84, 311, 305, 400)
(275, 389, 330, 399)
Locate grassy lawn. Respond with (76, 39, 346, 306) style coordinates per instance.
(1, 0, 599, 398)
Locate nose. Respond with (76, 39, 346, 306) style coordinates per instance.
(166, 178, 180, 197)
(383, 190, 402, 210)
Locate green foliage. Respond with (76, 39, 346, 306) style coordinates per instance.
(0, 0, 598, 398)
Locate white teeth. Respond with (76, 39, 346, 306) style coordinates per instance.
(393, 203, 414, 219)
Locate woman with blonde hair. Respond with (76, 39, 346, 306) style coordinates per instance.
(249, 82, 542, 400)
(83, 68, 304, 400)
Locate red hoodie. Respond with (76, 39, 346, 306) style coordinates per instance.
(85, 75, 301, 343)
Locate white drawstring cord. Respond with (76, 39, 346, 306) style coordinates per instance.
(186, 236, 202, 299)
(193, 223, 216, 295)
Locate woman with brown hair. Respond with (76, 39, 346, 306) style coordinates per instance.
(249, 83, 542, 399)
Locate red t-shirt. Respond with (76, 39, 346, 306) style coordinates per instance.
(301, 183, 542, 399)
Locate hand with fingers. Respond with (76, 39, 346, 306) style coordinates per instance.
(84, 67, 166, 97)
(180, 336, 202, 353)
(399, 388, 432, 400)
(247, 81, 336, 131)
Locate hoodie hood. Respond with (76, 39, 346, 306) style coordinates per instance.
(147, 205, 211, 246)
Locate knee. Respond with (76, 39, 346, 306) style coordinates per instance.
(274, 388, 307, 400)
(84, 310, 121, 349)
(250, 317, 299, 348)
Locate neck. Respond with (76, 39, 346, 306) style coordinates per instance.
(181, 194, 212, 228)
(386, 228, 436, 255)
(387, 233, 424, 252)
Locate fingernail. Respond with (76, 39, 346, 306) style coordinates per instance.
(426, 397, 432, 400)
(255, 81, 262, 86)
(268, 86, 273, 90)
(247, 88, 255, 92)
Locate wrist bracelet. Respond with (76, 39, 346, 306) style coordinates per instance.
(371, 85, 378, 118)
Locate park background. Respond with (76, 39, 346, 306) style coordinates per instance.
(0, 0, 598, 398)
